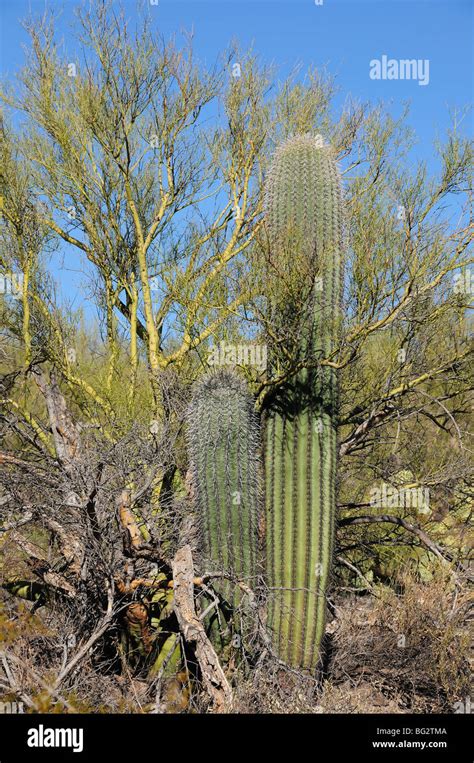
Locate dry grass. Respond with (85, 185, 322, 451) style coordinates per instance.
(234, 565, 472, 713)
(322, 567, 472, 713)
(1, 564, 471, 713)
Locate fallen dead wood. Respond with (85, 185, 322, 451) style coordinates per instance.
(171, 545, 233, 713)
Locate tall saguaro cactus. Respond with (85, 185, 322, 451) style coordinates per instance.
(186, 135, 344, 672)
(187, 370, 262, 610)
(263, 134, 344, 669)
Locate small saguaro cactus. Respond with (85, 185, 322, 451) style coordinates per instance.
(263, 133, 344, 669)
(186, 369, 262, 611)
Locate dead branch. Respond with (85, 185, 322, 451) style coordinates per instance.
(7, 529, 48, 562)
(336, 555, 374, 591)
(0, 651, 77, 712)
(6, 529, 76, 597)
(0, 510, 33, 533)
(117, 489, 143, 550)
(41, 514, 84, 574)
(172, 545, 233, 712)
(32, 369, 82, 471)
(338, 514, 473, 580)
(54, 578, 114, 689)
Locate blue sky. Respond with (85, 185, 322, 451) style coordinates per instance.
(0, 0, 472, 317)
(2, 0, 472, 157)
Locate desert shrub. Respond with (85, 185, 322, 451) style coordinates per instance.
(326, 566, 471, 712)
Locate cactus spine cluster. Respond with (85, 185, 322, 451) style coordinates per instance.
(187, 134, 344, 672)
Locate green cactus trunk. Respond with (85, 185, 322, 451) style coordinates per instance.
(187, 369, 262, 611)
(263, 134, 344, 669)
